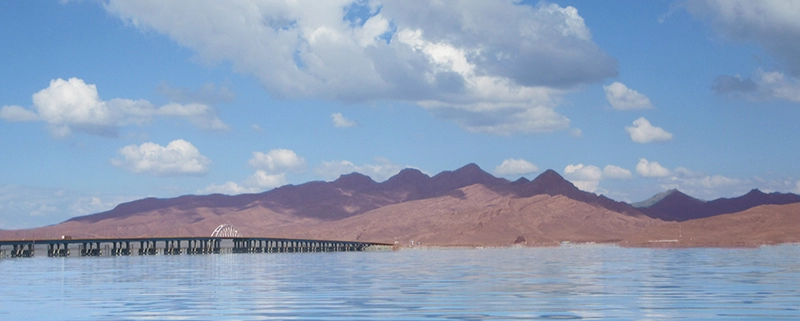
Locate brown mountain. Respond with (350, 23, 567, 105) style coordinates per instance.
(507, 169, 644, 217)
(64, 164, 642, 226)
(1, 184, 661, 246)
(276, 184, 659, 246)
(623, 203, 800, 247)
(636, 189, 800, 222)
(3, 164, 798, 246)
(0, 164, 653, 243)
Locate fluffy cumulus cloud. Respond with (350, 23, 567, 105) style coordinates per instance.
(563, 163, 631, 193)
(331, 112, 358, 128)
(494, 159, 539, 177)
(625, 117, 673, 143)
(200, 148, 306, 194)
(564, 164, 602, 192)
(0, 78, 228, 138)
(603, 165, 633, 179)
(314, 158, 407, 182)
(248, 149, 307, 173)
(244, 171, 289, 190)
(112, 139, 211, 176)
(101, 0, 617, 135)
(636, 158, 671, 178)
(603, 82, 653, 110)
(199, 181, 255, 195)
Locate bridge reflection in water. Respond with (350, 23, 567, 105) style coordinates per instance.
(0, 225, 392, 258)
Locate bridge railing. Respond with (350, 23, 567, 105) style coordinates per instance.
(0, 237, 393, 258)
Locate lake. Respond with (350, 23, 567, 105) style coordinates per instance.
(2, 245, 799, 320)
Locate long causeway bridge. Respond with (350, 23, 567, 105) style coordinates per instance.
(0, 225, 392, 258)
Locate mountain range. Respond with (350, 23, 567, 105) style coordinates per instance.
(2, 164, 799, 247)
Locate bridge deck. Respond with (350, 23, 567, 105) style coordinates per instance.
(0, 237, 393, 258)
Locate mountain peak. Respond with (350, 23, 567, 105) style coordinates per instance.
(382, 168, 430, 189)
(632, 189, 680, 208)
(661, 189, 701, 202)
(528, 169, 575, 191)
(532, 169, 564, 182)
(453, 163, 484, 175)
(745, 188, 765, 196)
(333, 172, 377, 191)
(510, 169, 580, 198)
(445, 163, 503, 185)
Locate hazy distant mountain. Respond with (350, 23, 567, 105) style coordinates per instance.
(631, 189, 678, 208)
(637, 189, 800, 222)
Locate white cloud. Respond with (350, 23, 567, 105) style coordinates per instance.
(754, 70, 800, 102)
(198, 182, 255, 195)
(331, 112, 358, 128)
(314, 158, 407, 182)
(794, 181, 800, 194)
(625, 117, 673, 143)
(201, 148, 306, 194)
(603, 82, 653, 110)
(564, 164, 602, 181)
(564, 163, 632, 193)
(571, 180, 599, 193)
(430, 105, 572, 135)
(603, 165, 633, 179)
(494, 159, 539, 177)
(685, 0, 800, 76)
(0, 105, 39, 121)
(245, 170, 288, 190)
(157, 103, 229, 131)
(100, 0, 618, 135)
(636, 158, 671, 178)
(687, 1, 800, 104)
(112, 139, 211, 176)
(657, 166, 749, 200)
(0, 78, 228, 138)
(248, 149, 306, 173)
(713, 69, 800, 102)
(563, 164, 602, 192)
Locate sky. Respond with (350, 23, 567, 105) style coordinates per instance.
(2, 0, 800, 229)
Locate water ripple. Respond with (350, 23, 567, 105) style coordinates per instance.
(1, 245, 800, 320)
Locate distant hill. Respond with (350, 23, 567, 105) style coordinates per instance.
(64, 163, 644, 226)
(624, 203, 800, 247)
(636, 189, 800, 222)
(2, 164, 800, 247)
(276, 184, 658, 245)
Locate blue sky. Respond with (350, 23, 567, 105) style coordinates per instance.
(2, 0, 800, 229)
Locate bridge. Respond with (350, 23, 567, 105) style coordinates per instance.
(0, 224, 393, 258)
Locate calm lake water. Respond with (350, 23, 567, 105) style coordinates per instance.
(2, 245, 799, 320)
